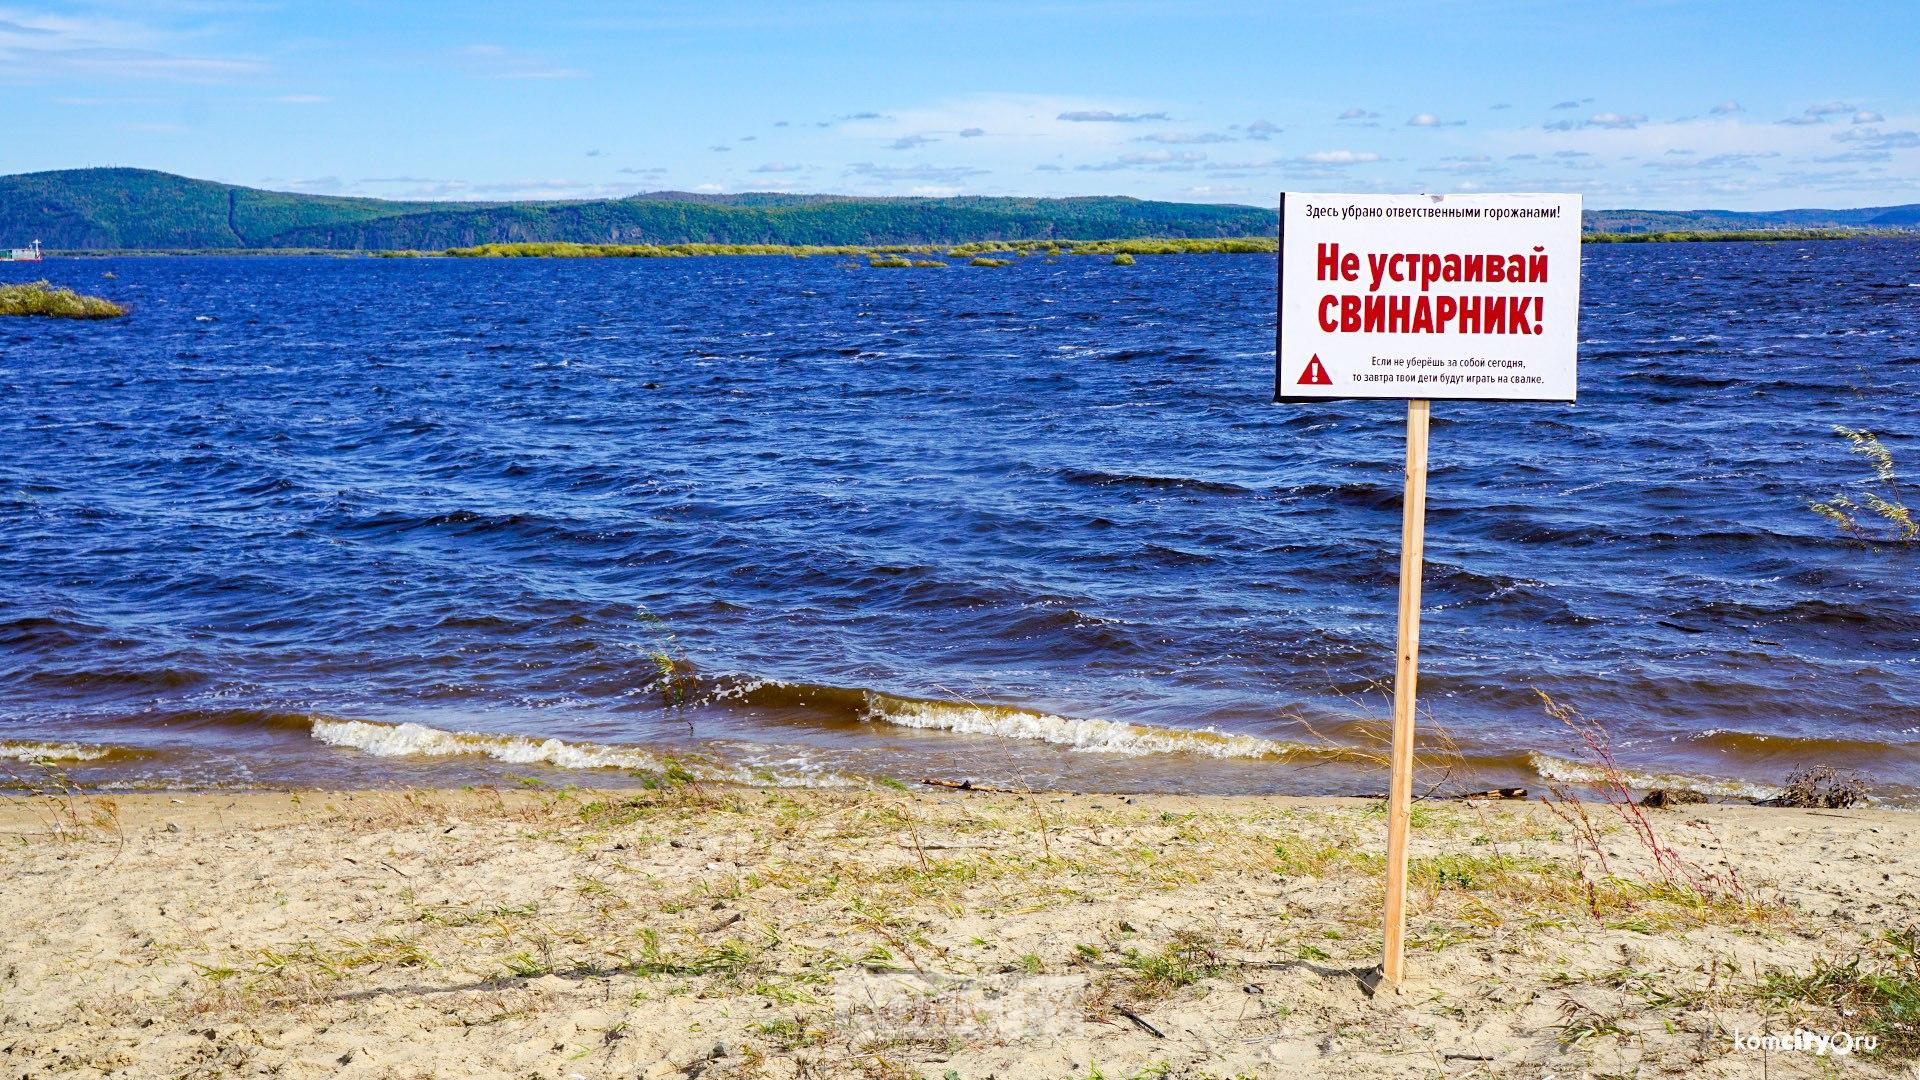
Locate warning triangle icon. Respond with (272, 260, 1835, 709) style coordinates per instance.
(1298, 354, 1333, 386)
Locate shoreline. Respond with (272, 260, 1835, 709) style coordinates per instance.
(6, 785, 1915, 1077)
(11, 701, 1899, 807)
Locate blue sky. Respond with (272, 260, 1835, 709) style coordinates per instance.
(2, 1, 1916, 209)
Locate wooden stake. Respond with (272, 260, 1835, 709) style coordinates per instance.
(1381, 397, 1431, 987)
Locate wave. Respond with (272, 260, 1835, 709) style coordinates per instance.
(1680, 728, 1920, 759)
(0, 739, 146, 764)
(27, 666, 211, 691)
(1276, 480, 1401, 511)
(1053, 468, 1252, 496)
(860, 693, 1345, 761)
(308, 717, 852, 787)
(1525, 751, 1785, 802)
(702, 676, 1335, 760)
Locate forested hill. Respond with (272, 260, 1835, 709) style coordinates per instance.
(1585, 204, 1920, 232)
(0, 168, 1278, 250)
(5, 168, 1916, 250)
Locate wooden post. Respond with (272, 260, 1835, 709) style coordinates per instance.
(1381, 397, 1431, 987)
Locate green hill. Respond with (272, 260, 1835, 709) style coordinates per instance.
(1583, 204, 1920, 232)
(0, 169, 1278, 251)
(0, 168, 499, 249)
(5, 169, 1916, 251)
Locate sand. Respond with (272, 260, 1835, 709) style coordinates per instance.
(1, 783, 1915, 1079)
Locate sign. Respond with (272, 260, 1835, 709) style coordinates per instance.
(1270, 191, 1583, 990)
(1275, 192, 1581, 402)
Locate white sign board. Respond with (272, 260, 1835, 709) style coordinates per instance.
(1276, 192, 1581, 402)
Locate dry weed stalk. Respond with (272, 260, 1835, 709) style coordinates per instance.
(1535, 691, 1745, 907)
(2, 759, 123, 846)
(1301, 673, 1470, 797)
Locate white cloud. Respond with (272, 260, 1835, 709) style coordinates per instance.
(2, 46, 263, 81)
(458, 43, 585, 80)
(1644, 151, 1780, 171)
(832, 93, 1174, 153)
(1180, 184, 1255, 200)
(1298, 149, 1379, 165)
(1420, 154, 1498, 174)
(1058, 109, 1168, 122)
(1135, 131, 1233, 144)
(1077, 148, 1209, 171)
(1123, 149, 1204, 164)
(1483, 107, 1920, 206)
(846, 162, 988, 183)
(0, 9, 266, 83)
(1588, 112, 1646, 129)
(1780, 100, 1857, 125)
(1834, 127, 1920, 150)
(1710, 100, 1742, 115)
(1545, 111, 1647, 131)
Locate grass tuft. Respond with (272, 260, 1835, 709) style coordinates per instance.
(0, 280, 125, 319)
(1759, 928, 1920, 1057)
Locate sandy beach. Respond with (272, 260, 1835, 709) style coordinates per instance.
(2, 783, 1915, 1079)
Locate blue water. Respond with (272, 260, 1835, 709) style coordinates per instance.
(2, 244, 1917, 798)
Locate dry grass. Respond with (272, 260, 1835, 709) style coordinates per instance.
(0, 760, 123, 842)
(0, 279, 125, 319)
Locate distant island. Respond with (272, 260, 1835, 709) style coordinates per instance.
(2, 168, 1916, 252)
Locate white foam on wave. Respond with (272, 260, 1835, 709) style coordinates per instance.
(0, 740, 122, 763)
(1527, 751, 1785, 801)
(863, 697, 1319, 760)
(310, 718, 854, 787)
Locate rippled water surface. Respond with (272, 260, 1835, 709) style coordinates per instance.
(3, 244, 1917, 798)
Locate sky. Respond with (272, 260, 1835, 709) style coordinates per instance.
(2, 0, 1917, 210)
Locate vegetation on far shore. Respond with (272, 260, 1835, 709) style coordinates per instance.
(437, 236, 1283, 260)
(41, 227, 1919, 260)
(1583, 227, 1909, 244)
(0, 279, 125, 319)
(419, 229, 1914, 261)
